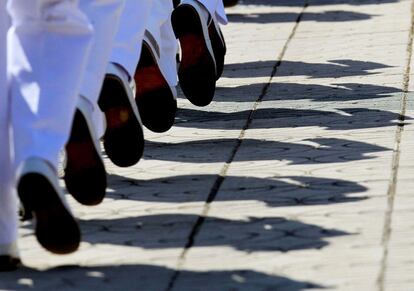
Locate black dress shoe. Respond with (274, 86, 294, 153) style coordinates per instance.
(0, 256, 21, 272)
(224, 0, 239, 7)
(172, 2, 217, 107)
(135, 31, 177, 133)
(17, 158, 81, 255)
(98, 63, 145, 167)
(65, 97, 107, 206)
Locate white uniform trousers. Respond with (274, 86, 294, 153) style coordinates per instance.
(79, 0, 125, 138)
(0, 0, 18, 250)
(110, 0, 153, 79)
(197, 0, 228, 24)
(8, 0, 94, 170)
(146, 0, 178, 87)
(0, 0, 93, 249)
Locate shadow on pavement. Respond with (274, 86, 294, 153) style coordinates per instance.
(107, 174, 367, 207)
(222, 60, 393, 79)
(175, 107, 405, 130)
(145, 137, 387, 164)
(237, 0, 399, 7)
(0, 264, 322, 291)
(228, 10, 375, 23)
(81, 214, 350, 253)
(213, 82, 400, 103)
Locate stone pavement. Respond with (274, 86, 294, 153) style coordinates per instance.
(1, 0, 414, 290)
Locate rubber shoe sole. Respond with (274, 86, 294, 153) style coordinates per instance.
(98, 75, 144, 167)
(172, 4, 217, 107)
(65, 109, 107, 206)
(18, 173, 80, 255)
(135, 41, 177, 133)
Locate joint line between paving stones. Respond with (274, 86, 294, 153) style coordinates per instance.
(165, 2, 309, 290)
(377, 1, 414, 290)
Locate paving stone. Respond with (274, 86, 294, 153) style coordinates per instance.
(1, 0, 414, 290)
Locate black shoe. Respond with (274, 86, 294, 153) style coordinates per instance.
(209, 19, 226, 80)
(98, 63, 145, 167)
(0, 256, 21, 272)
(172, 2, 217, 107)
(135, 31, 177, 133)
(65, 97, 107, 206)
(224, 0, 239, 7)
(17, 158, 81, 255)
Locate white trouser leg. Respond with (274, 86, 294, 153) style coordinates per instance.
(197, 0, 227, 24)
(147, 0, 178, 87)
(79, 0, 124, 138)
(110, 0, 153, 78)
(7, 0, 94, 170)
(0, 0, 18, 251)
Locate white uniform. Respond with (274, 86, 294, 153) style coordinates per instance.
(79, 0, 125, 138)
(110, 0, 153, 79)
(198, 0, 228, 24)
(0, 0, 93, 253)
(0, 0, 17, 252)
(146, 0, 178, 88)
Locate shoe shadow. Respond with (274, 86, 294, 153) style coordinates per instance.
(237, 0, 399, 7)
(175, 107, 406, 131)
(144, 137, 388, 164)
(222, 60, 393, 79)
(80, 214, 350, 253)
(107, 174, 367, 207)
(228, 11, 375, 24)
(212, 83, 400, 103)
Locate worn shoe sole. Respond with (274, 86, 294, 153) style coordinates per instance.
(99, 75, 144, 167)
(18, 173, 80, 255)
(135, 41, 177, 133)
(172, 4, 217, 107)
(65, 109, 107, 206)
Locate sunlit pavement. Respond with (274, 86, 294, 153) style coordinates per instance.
(1, 0, 414, 290)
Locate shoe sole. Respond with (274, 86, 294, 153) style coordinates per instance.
(17, 173, 80, 255)
(0, 256, 21, 272)
(135, 42, 177, 133)
(209, 23, 226, 80)
(172, 4, 216, 107)
(65, 110, 107, 206)
(98, 75, 144, 167)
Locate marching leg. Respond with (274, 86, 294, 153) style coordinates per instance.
(0, 0, 19, 271)
(8, 0, 93, 254)
(171, 0, 217, 106)
(135, 0, 177, 133)
(64, 0, 125, 206)
(78, 0, 125, 139)
(97, 0, 153, 167)
(110, 0, 153, 78)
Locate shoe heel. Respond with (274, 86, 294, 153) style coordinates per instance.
(99, 75, 145, 167)
(172, 5, 202, 39)
(65, 110, 107, 206)
(135, 42, 177, 133)
(18, 173, 81, 255)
